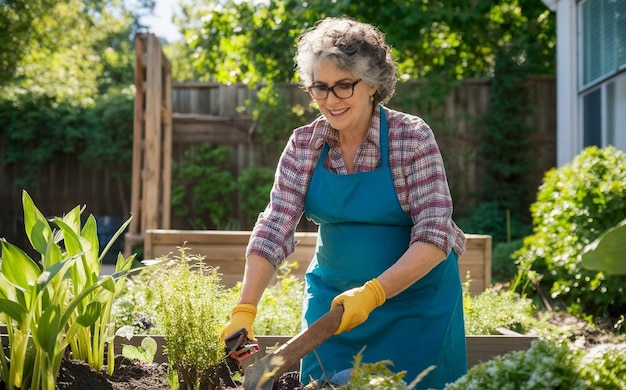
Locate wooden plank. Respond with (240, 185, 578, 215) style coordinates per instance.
(3, 333, 536, 371)
(161, 49, 173, 229)
(126, 34, 146, 255)
(466, 335, 537, 367)
(144, 230, 490, 294)
(143, 34, 163, 231)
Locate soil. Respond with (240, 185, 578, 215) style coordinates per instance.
(1, 313, 622, 390)
(0, 356, 303, 390)
(54, 358, 303, 390)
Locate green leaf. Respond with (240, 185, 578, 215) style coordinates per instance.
(22, 190, 54, 257)
(0, 298, 28, 324)
(141, 337, 158, 360)
(77, 301, 102, 327)
(581, 218, 626, 275)
(121, 336, 157, 363)
(98, 215, 132, 264)
(54, 219, 87, 258)
(82, 215, 100, 269)
(37, 305, 61, 357)
(0, 240, 41, 290)
(36, 252, 82, 292)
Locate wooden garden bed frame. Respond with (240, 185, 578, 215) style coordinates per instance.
(106, 332, 537, 370)
(144, 230, 492, 296)
(1, 327, 537, 371)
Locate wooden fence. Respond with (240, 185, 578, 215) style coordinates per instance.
(0, 77, 555, 250)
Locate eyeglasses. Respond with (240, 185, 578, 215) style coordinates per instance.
(308, 79, 362, 100)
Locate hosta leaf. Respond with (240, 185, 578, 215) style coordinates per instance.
(37, 305, 61, 357)
(77, 301, 102, 327)
(59, 205, 82, 235)
(54, 219, 85, 258)
(0, 240, 41, 290)
(37, 252, 82, 291)
(98, 215, 132, 264)
(22, 190, 53, 256)
(0, 298, 28, 324)
(581, 218, 626, 275)
(81, 215, 100, 271)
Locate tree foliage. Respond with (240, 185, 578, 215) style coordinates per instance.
(0, 0, 152, 186)
(175, 0, 555, 85)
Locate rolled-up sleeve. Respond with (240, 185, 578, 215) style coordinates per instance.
(246, 122, 322, 266)
(389, 110, 466, 257)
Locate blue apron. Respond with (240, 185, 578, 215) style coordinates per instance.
(302, 106, 466, 389)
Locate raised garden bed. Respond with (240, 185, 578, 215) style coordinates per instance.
(105, 331, 537, 370)
(2, 328, 536, 372)
(144, 230, 492, 296)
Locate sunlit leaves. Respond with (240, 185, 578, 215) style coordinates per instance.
(178, 0, 554, 85)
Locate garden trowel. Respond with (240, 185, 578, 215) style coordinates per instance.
(242, 305, 344, 390)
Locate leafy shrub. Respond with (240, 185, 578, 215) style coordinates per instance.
(237, 165, 275, 229)
(463, 288, 537, 335)
(444, 339, 587, 389)
(171, 143, 237, 230)
(222, 262, 304, 336)
(456, 202, 531, 245)
(112, 272, 160, 335)
(113, 259, 304, 337)
(579, 343, 626, 388)
(513, 146, 626, 317)
(151, 248, 231, 389)
(491, 239, 524, 284)
(0, 90, 134, 188)
(445, 339, 626, 390)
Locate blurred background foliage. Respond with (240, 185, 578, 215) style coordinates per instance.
(1, 0, 559, 296)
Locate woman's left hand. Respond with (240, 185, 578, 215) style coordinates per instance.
(330, 278, 386, 334)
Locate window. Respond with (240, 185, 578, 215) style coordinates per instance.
(580, 0, 626, 87)
(606, 74, 626, 150)
(581, 72, 626, 150)
(582, 88, 602, 147)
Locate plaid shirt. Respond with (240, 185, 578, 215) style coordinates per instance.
(247, 106, 466, 266)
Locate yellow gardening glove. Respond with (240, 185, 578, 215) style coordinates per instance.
(330, 278, 386, 335)
(221, 303, 257, 341)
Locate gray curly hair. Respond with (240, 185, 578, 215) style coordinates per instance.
(295, 17, 397, 104)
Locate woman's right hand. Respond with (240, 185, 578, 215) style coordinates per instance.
(221, 303, 258, 341)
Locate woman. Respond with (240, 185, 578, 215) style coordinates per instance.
(222, 17, 467, 389)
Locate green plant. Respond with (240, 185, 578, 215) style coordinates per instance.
(579, 344, 626, 388)
(115, 326, 158, 364)
(225, 261, 305, 336)
(463, 288, 537, 335)
(456, 202, 531, 245)
(336, 349, 412, 390)
(151, 248, 231, 389)
(237, 165, 274, 229)
(0, 191, 136, 389)
(581, 217, 626, 276)
(171, 143, 237, 230)
(491, 239, 524, 284)
(444, 339, 587, 389)
(513, 146, 626, 317)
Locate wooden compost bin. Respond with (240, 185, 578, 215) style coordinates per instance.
(144, 230, 491, 296)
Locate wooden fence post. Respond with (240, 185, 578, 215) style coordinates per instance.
(125, 33, 172, 256)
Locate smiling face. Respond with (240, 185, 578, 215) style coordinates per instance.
(311, 60, 377, 136)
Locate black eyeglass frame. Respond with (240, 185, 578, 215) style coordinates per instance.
(307, 79, 362, 100)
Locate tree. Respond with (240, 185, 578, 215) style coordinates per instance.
(175, 0, 555, 85)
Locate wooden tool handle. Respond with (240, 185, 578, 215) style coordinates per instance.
(271, 305, 343, 377)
